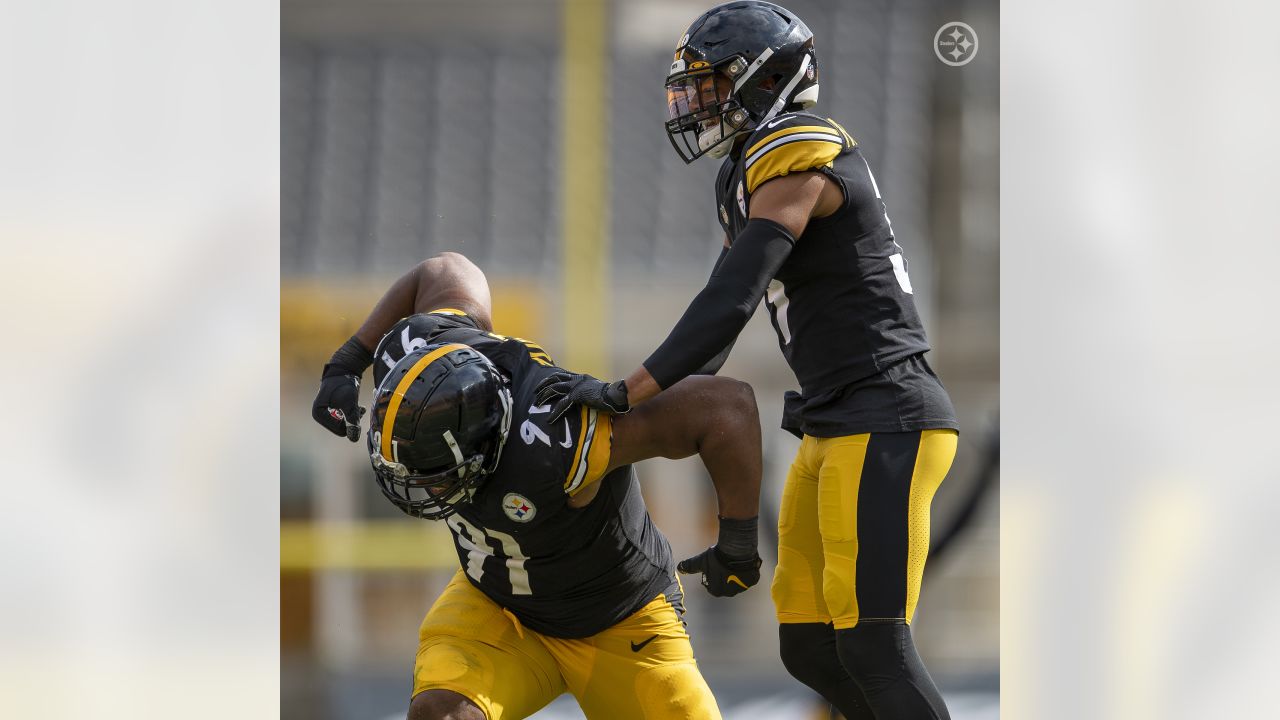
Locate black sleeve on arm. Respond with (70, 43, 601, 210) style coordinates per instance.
(692, 246, 734, 376)
(643, 218, 796, 389)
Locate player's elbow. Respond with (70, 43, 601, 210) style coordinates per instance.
(728, 378, 760, 425)
(419, 251, 481, 277)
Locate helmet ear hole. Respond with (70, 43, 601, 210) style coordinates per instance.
(758, 74, 784, 92)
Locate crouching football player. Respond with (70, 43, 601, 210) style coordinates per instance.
(311, 252, 764, 720)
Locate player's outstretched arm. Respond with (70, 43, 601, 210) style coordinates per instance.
(621, 172, 838, 403)
(607, 375, 765, 597)
(537, 172, 839, 417)
(311, 252, 494, 441)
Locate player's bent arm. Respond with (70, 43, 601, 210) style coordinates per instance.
(312, 252, 493, 441)
(353, 251, 494, 350)
(599, 375, 765, 597)
(605, 375, 762, 520)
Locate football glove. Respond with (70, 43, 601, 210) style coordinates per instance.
(533, 372, 629, 423)
(677, 516, 761, 598)
(678, 546, 762, 598)
(311, 336, 372, 442)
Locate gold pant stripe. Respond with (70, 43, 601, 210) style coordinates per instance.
(906, 429, 958, 620)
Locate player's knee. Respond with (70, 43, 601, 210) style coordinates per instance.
(408, 689, 486, 720)
(779, 623, 845, 691)
(835, 621, 913, 688)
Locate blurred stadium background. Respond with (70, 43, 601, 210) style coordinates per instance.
(280, 0, 998, 717)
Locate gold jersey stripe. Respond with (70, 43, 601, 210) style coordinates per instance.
(564, 407, 614, 495)
(380, 343, 469, 459)
(564, 406, 592, 491)
(826, 118, 857, 147)
(745, 139, 843, 193)
(745, 124, 843, 160)
(427, 307, 467, 316)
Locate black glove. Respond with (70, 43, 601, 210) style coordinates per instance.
(677, 516, 762, 598)
(311, 336, 373, 442)
(533, 371, 629, 423)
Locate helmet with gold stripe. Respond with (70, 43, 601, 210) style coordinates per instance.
(665, 1, 818, 163)
(366, 343, 513, 520)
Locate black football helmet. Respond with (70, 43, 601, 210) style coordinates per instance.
(665, 1, 819, 163)
(366, 343, 513, 520)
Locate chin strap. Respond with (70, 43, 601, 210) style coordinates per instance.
(442, 429, 466, 477)
(702, 127, 738, 159)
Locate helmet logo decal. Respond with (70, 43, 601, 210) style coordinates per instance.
(689, 60, 710, 70)
(503, 493, 537, 523)
(737, 181, 747, 218)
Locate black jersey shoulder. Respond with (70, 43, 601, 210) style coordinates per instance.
(371, 311, 555, 390)
(741, 112, 856, 193)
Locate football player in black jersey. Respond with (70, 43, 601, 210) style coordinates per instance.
(310, 252, 765, 720)
(536, 3, 959, 719)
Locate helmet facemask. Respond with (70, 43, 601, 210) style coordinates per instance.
(369, 434, 494, 520)
(665, 63, 753, 162)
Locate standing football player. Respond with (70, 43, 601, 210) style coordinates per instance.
(536, 3, 959, 718)
(311, 252, 765, 720)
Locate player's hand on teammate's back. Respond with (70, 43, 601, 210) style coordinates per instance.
(312, 336, 375, 442)
(534, 371, 630, 422)
(678, 546, 763, 598)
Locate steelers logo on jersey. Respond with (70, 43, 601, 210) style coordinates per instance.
(503, 493, 537, 523)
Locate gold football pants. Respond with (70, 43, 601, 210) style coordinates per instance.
(412, 571, 721, 720)
(771, 429, 958, 630)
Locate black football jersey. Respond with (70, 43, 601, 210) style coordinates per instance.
(371, 310, 677, 638)
(716, 112, 958, 436)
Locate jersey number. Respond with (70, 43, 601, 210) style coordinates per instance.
(522, 404, 573, 447)
(446, 515, 532, 595)
(863, 158, 914, 295)
(381, 325, 428, 370)
(766, 279, 793, 346)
